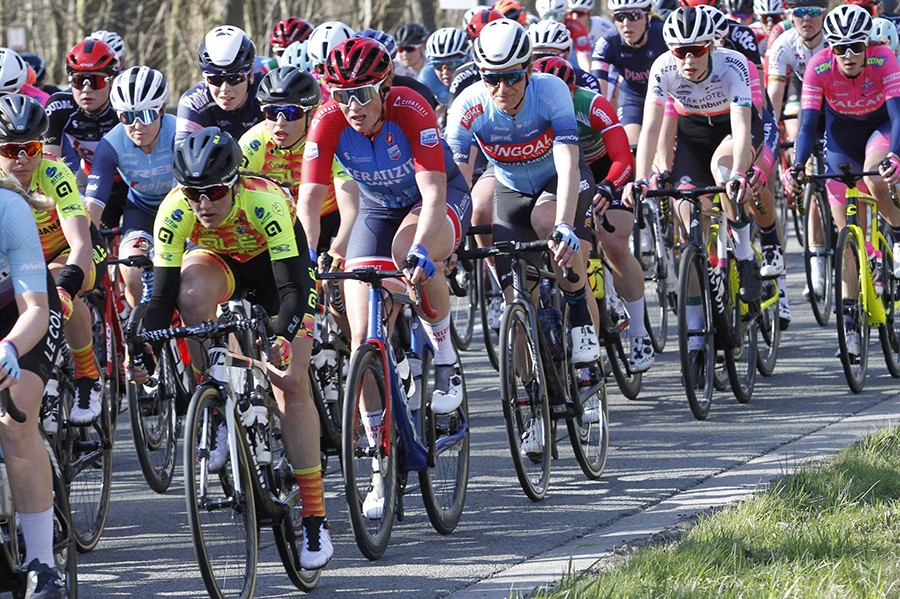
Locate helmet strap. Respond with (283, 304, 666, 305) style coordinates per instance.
(800, 28, 823, 46)
(627, 26, 650, 48)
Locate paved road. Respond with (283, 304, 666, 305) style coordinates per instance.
(73, 248, 900, 598)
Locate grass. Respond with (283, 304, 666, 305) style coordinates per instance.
(533, 426, 900, 599)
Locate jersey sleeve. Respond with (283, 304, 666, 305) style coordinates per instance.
(799, 51, 826, 112)
(84, 138, 120, 209)
(587, 94, 633, 187)
(302, 102, 344, 185)
(647, 54, 671, 107)
(40, 157, 86, 221)
(248, 191, 301, 262)
(540, 76, 579, 145)
(566, 18, 592, 54)
(766, 34, 790, 80)
(43, 93, 72, 146)
(175, 87, 207, 147)
(444, 87, 479, 164)
(723, 52, 754, 108)
(391, 88, 446, 173)
(152, 190, 194, 269)
(1, 193, 47, 296)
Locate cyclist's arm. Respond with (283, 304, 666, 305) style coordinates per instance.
(634, 98, 665, 180)
(766, 77, 787, 123)
(84, 138, 119, 228)
(729, 104, 754, 177)
(553, 143, 581, 227)
(888, 97, 900, 156)
(591, 37, 613, 98)
(793, 63, 825, 167)
(174, 89, 206, 147)
(589, 94, 634, 187)
(331, 177, 359, 260)
(412, 170, 449, 247)
(144, 266, 179, 334)
(297, 184, 327, 257)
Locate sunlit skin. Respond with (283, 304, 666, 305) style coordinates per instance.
(334, 85, 385, 136)
(123, 107, 164, 151)
(398, 45, 426, 71)
(613, 10, 649, 47)
(485, 63, 529, 115)
(71, 71, 112, 113)
(264, 109, 308, 147)
(206, 75, 252, 111)
(790, 10, 824, 42)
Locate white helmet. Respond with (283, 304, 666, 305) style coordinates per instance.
(870, 17, 900, 52)
(568, 0, 596, 10)
(463, 5, 492, 28)
(536, 0, 569, 20)
(528, 20, 573, 51)
(609, 0, 653, 12)
(753, 0, 784, 15)
(473, 19, 532, 70)
(426, 27, 469, 59)
(663, 7, 716, 45)
(198, 25, 256, 73)
(281, 40, 315, 72)
(0, 48, 27, 94)
(698, 5, 729, 42)
(110, 66, 168, 112)
(307, 21, 354, 66)
(90, 30, 125, 65)
(823, 4, 872, 46)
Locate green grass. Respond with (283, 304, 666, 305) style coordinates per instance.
(534, 427, 900, 599)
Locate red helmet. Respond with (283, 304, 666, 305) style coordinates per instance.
(467, 9, 505, 38)
(493, 0, 529, 24)
(533, 56, 576, 92)
(679, 0, 717, 6)
(845, 0, 880, 14)
(66, 38, 118, 74)
(324, 38, 393, 87)
(270, 17, 314, 51)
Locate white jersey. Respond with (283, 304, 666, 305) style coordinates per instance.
(648, 48, 753, 118)
(766, 27, 826, 83)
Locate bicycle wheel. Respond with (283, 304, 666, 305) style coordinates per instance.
(724, 270, 758, 404)
(89, 296, 119, 436)
(804, 184, 833, 326)
(641, 206, 669, 353)
(183, 385, 258, 599)
(49, 449, 78, 599)
(756, 277, 782, 377)
(419, 350, 470, 535)
(566, 361, 608, 480)
(834, 228, 869, 393)
(677, 245, 716, 420)
(877, 231, 900, 377)
(478, 260, 502, 371)
(607, 337, 642, 400)
(449, 263, 477, 351)
(499, 303, 552, 501)
(342, 343, 398, 560)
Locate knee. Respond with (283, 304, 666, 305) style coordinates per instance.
(178, 286, 213, 321)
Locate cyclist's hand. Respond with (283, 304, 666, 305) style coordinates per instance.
(622, 178, 648, 209)
(748, 164, 767, 194)
(56, 287, 74, 321)
(318, 249, 345, 273)
(549, 223, 580, 267)
(0, 340, 20, 391)
(726, 173, 749, 204)
(126, 342, 154, 385)
(879, 153, 900, 185)
(405, 243, 437, 284)
(269, 335, 293, 370)
(593, 179, 616, 218)
(783, 164, 804, 197)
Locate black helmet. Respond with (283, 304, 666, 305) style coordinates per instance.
(393, 23, 430, 46)
(723, 0, 753, 14)
(257, 66, 321, 109)
(0, 93, 48, 142)
(19, 52, 46, 82)
(173, 127, 242, 188)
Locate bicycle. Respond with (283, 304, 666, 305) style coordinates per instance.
(319, 265, 470, 559)
(447, 235, 479, 351)
(459, 239, 609, 501)
(0, 390, 78, 598)
(137, 299, 322, 597)
(467, 224, 504, 371)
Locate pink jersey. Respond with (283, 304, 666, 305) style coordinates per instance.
(800, 45, 900, 119)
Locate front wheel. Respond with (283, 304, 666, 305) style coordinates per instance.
(724, 261, 758, 404)
(566, 363, 608, 480)
(834, 228, 869, 393)
(756, 277, 782, 377)
(677, 245, 716, 420)
(804, 184, 834, 326)
(478, 260, 503, 371)
(449, 264, 477, 351)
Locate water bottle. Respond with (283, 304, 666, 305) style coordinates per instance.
(407, 353, 423, 411)
(42, 376, 60, 434)
(538, 281, 564, 361)
(866, 243, 884, 296)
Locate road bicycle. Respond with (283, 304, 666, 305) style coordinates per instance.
(447, 235, 478, 351)
(319, 266, 470, 560)
(309, 278, 347, 474)
(465, 224, 504, 371)
(137, 299, 322, 597)
(0, 390, 77, 598)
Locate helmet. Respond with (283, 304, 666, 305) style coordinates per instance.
(426, 27, 469, 60)
(90, 30, 125, 65)
(663, 6, 717, 44)
(467, 9, 505, 38)
(698, 5, 729, 40)
(753, 0, 785, 14)
(493, 0, 529, 25)
(110, 66, 168, 112)
(723, 0, 753, 14)
(270, 17, 314, 52)
(536, 0, 569, 19)
(845, 0, 882, 15)
(532, 56, 576, 90)
(173, 127, 242, 188)
(823, 4, 872, 44)
(19, 52, 45, 83)
(474, 19, 532, 69)
(281, 41, 315, 71)
(258, 66, 321, 108)
(355, 28, 398, 58)
(323, 38, 393, 87)
(66, 38, 118, 74)
(0, 94, 48, 141)
(463, 5, 493, 28)
(870, 17, 900, 50)
(394, 23, 430, 46)
(652, 0, 680, 17)
(528, 19, 573, 51)
(568, 0, 596, 10)
(609, 0, 653, 11)
(679, 0, 717, 7)
(197, 26, 256, 74)
(308, 21, 355, 66)
(784, 0, 827, 8)
(0, 48, 28, 94)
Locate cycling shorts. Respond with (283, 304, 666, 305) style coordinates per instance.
(120, 205, 156, 249)
(672, 112, 764, 188)
(616, 92, 644, 127)
(824, 118, 889, 206)
(0, 270, 63, 384)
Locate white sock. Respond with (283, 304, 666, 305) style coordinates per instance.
(19, 507, 54, 566)
(732, 225, 753, 261)
(362, 410, 383, 447)
(625, 298, 647, 337)
(422, 313, 456, 365)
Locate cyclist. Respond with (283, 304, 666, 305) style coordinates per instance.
(355, 28, 439, 108)
(0, 176, 64, 598)
(84, 66, 174, 309)
(89, 30, 126, 70)
(307, 21, 355, 77)
(0, 48, 49, 106)
(753, 0, 787, 55)
(142, 127, 331, 569)
(568, 0, 617, 47)
(783, 4, 900, 355)
(269, 17, 314, 67)
(175, 25, 261, 146)
(870, 17, 900, 54)
(419, 27, 470, 115)
(0, 94, 108, 426)
(529, 19, 602, 92)
(393, 22, 430, 78)
(535, 0, 595, 70)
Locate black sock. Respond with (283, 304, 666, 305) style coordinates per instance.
(760, 223, 780, 248)
(563, 287, 591, 327)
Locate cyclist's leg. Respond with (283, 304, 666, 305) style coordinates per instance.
(861, 126, 900, 273)
(118, 205, 156, 307)
(177, 249, 234, 370)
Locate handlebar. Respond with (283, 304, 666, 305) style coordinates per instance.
(136, 315, 264, 345)
(107, 255, 153, 269)
(318, 267, 438, 319)
(0, 388, 27, 424)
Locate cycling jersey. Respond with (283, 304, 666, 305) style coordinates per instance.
(727, 23, 763, 70)
(445, 73, 580, 196)
(565, 18, 593, 55)
(45, 92, 119, 174)
(585, 15, 616, 47)
(394, 75, 439, 109)
(572, 87, 633, 186)
(448, 63, 481, 106)
(85, 114, 177, 215)
(0, 190, 47, 311)
(21, 83, 49, 107)
(303, 86, 462, 209)
(591, 21, 668, 101)
(175, 79, 263, 146)
(22, 155, 88, 262)
(239, 120, 349, 216)
(766, 27, 825, 84)
(418, 63, 452, 107)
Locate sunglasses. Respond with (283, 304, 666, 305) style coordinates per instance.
(182, 175, 238, 203)
(670, 43, 711, 60)
(118, 109, 160, 126)
(0, 141, 42, 160)
(612, 10, 646, 22)
(480, 69, 527, 87)
(205, 72, 250, 87)
(398, 46, 420, 53)
(832, 41, 867, 57)
(571, 9, 591, 15)
(331, 80, 385, 107)
(68, 73, 112, 91)
(434, 58, 466, 71)
(791, 6, 825, 18)
(262, 104, 313, 121)
(763, 14, 784, 24)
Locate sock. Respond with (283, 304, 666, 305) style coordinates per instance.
(422, 313, 456, 365)
(19, 507, 54, 566)
(625, 298, 647, 337)
(759, 223, 780, 248)
(779, 272, 788, 299)
(731, 222, 753, 261)
(362, 410, 383, 447)
(686, 299, 704, 351)
(563, 287, 591, 327)
(294, 465, 326, 518)
(72, 341, 100, 380)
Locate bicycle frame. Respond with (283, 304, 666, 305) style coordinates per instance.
(845, 187, 889, 326)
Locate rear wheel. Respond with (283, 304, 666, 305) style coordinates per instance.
(834, 228, 869, 393)
(449, 263, 477, 351)
(756, 277, 782, 377)
(724, 261, 758, 404)
(804, 184, 834, 326)
(478, 260, 503, 371)
(677, 245, 715, 420)
(877, 230, 900, 378)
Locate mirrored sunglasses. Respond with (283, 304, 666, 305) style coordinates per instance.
(331, 81, 385, 107)
(670, 43, 711, 60)
(205, 72, 250, 87)
(613, 10, 646, 22)
(832, 41, 867, 57)
(791, 6, 825, 18)
(182, 176, 237, 203)
(68, 73, 112, 90)
(480, 69, 527, 87)
(262, 104, 313, 121)
(0, 141, 42, 159)
(118, 109, 160, 126)
(434, 58, 466, 71)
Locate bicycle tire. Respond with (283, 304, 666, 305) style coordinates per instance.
(183, 385, 258, 599)
(607, 340, 642, 400)
(89, 295, 119, 437)
(756, 277, 782, 377)
(804, 184, 833, 326)
(477, 260, 502, 371)
(724, 260, 758, 404)
(48, 444, 78, 599)
(834, 228, 869, 393)
(499, 302, 552, 501)
(677, 245, 716, 420)
(449, 264, 477, 351)
(877, 229, 900, 377)
(641, 205, 669, 352)
(342, 343, 398, 560)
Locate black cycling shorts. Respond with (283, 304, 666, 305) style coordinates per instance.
(0, 270, 63, 384)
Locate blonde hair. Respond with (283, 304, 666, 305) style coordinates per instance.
(0, 173, 54, 212)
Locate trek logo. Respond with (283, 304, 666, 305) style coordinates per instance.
(482, 130, 554, 163)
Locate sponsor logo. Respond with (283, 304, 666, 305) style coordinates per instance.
(248, 139, 261, 151)
(460, 104, 484, 130)
(171, 209, 183, 222)
(46, 167, 57, 178)
(303, 142, 319, 159)
(343, 159, 415, 184)
(392, 95, 428, 117)
(420, 128, 439, 148)
(481, 130, 554, 162)
(387, 145, 401, 160)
